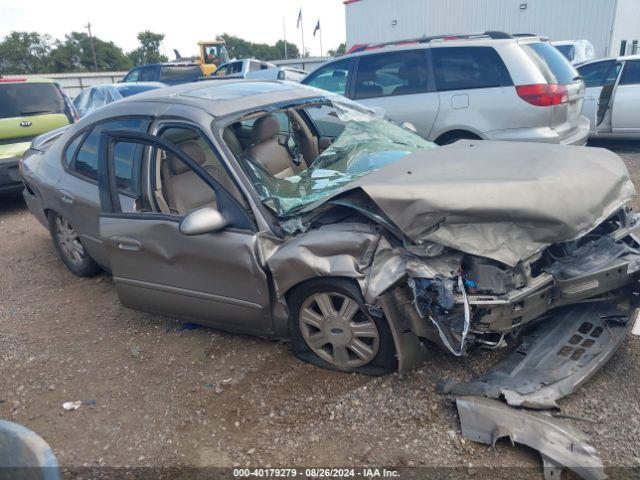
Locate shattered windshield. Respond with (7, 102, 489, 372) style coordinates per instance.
(234, 99, 435, 217)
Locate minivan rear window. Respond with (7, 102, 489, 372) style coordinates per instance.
(0, 83, 65, 119)
(432, 47, 512, 91)
(521, 42, 579, 85)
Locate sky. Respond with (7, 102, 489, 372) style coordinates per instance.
(0, 0, 347, 58)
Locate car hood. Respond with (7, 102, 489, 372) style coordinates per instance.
(345, 141, 635, 266)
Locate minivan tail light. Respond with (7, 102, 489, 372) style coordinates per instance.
(516, 84, 568, 106)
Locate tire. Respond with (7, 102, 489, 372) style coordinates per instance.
(288, 278, 397, 375)
(436, 131, 482, 146)
(48, 211, 100, 277)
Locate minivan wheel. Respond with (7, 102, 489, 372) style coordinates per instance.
(288, 278, 397, 375)
(436, 131, 482, 146)
(48, 211, 100, 277)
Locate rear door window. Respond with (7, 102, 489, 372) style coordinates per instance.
(620, 60, 640, 85)
(432, 47, 512, 91)
(0, 83, 65, 119)
(160, 65, 202, 82)
(303, 58, 353, 96)
(73, 118, 150, 182)
(578, 61, 621, 88)
(554, 44, 575, 62)
(521, 42, 579, 84)
(139, 66, 157, 82)
(354, 50, 431, 99)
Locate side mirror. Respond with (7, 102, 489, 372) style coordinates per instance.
(179, 207, 228, 235)
(401, 121, 418, 133)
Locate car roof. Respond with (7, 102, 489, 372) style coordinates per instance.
(119, 79, 324, 117)
(0, 77, 57, 84)
(579, 54, 640, 66)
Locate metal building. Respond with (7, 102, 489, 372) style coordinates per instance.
(345, 0, 640, 57)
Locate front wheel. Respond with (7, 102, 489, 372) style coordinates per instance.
(48, 211, 100, 277)
(288, 278, 397, 375)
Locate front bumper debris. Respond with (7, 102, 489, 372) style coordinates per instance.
(443, 297, 636, 480)
(456, 396, 606, 480)
(440, 300, 634, 409)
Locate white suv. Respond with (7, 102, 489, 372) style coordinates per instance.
(302, 32, 589, 145)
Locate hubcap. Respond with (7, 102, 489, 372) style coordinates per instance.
(299, 292, 380, 368)
(55, 216, 84, 265)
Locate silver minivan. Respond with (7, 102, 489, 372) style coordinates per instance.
(303, 32, 588, 145)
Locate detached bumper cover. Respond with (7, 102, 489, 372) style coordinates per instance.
(440, 300, 635, 409)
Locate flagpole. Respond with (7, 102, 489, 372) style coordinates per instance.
(319, 23, 323, 57)
(283, 16, 288, 59)
(301, 20, 306, 58)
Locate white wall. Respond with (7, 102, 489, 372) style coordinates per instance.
(610, 0, 640, 56)
(346, 0, 616, 56)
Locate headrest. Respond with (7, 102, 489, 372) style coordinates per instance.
(167, 140, 206, 175)
(251, 115, 281, 144)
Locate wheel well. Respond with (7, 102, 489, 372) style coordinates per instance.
(434, 129, 482, 146)
(284, 276, 361, 305)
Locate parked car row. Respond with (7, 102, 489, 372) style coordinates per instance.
(3, 31, 640, 200)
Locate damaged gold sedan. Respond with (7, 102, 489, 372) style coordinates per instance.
(20, 81, 639, 376)
(21, 80, 639, 478)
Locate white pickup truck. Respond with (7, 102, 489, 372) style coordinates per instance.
(213, 58, 307, 82)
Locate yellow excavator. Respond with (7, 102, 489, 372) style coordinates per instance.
(173, 40, 231, 76)
(197, 41, 230, 76)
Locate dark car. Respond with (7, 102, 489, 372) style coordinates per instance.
(121, 63, 203, 86)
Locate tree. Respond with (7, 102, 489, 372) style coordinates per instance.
(49, 32, 131, 73)
(0, 31, 52, 75)
(327, 43, 347, 57)
(128, 31, 168, 65)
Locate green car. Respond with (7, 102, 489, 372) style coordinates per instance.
(0, 78, 76, 194)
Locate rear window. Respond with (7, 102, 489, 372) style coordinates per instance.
(432, 47, 512, 91)
(0, 83, 65, 119)
(554, 44, 576, 62)
(160, 66, 202, 82)
(73, 118, 149, 181)
(521, 42, 579, 85)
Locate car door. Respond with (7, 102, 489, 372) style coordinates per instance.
(577, 60, 622, 133)
(350, 50, 439, 139)
(96, 127, 273, 335)
(612, 60, 640, 134)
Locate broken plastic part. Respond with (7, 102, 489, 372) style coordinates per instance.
(456, 396, 606, 480)
(440, 301, 634, 409)
(409, 276, 470, 356)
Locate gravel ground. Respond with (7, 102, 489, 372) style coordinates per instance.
(1, 139, 640, 478)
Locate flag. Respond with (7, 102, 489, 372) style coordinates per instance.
(297, 8, 302, 29)
(313, 20, 320, 37)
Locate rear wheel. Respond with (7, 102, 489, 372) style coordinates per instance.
(288, 278, 396, 375)
(48, 211, 100, 277)
(435, 131, 482, 146)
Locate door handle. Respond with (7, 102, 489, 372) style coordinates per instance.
(60, 191, 75, 205)
(585, 96, 597, 101)
(111, 236, 142, 252)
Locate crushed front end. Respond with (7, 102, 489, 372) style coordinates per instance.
(394, 208, 640, 357)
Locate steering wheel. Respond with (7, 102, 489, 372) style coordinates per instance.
(280, 134, 302, 165)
